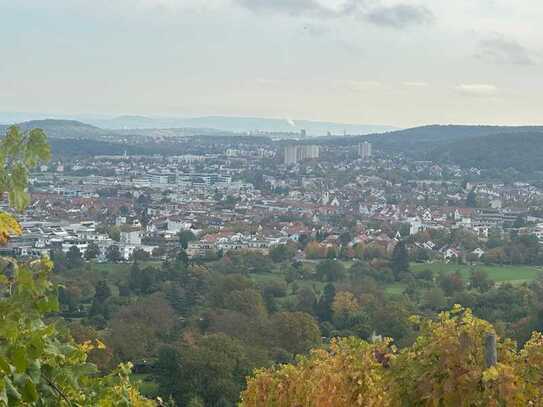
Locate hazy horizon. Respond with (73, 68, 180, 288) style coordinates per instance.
(5, 111, 543, 132)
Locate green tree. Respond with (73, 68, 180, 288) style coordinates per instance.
(131, 248, 150, 262)
(178, 230, 196, 250)
(128, 263, 158, 294)
(90, 280, 112, 321)
(466, 188, 477, 208)
(157, 334, 266, 407)
(316, 283, 336, 322)
(439, 271, 465, 296)
(270, 244, 296, 263)
(49, 249, 67, 273)
(470, 269, 495, 292)
(66, 245, 83, 269)
(106, 245, 122, 263)
(422, 287, 447, 311)
(315, 260, 346, 282)
(85, 241, 100, 260)
(108, 294, 175, 362)
(295, 287, 317, 314)
(108, 226, 121, 242)
(391, 241, 409, 280)
(175, 249, 189, 266)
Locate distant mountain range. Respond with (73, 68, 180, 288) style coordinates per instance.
(0, 113, 397, 136)
(82, 115, 399, 136)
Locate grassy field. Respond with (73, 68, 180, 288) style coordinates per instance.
(250, 261, 543, 298)
(384, 283, 406, 295)
(410, 263, 543, 285)
(92, 259, 542, 297)
(91, 260, 162, 273)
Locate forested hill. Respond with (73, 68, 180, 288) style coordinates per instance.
(428, 131, 543, 173)
(324, 124, 543, 151)
(0, 119, 118, 140)
(322, 124, 543, 173)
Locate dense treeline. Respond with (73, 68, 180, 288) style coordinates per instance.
(429, 131, 543, 175)
(323, 125, 543, 177)
(49, 138, 146, 157)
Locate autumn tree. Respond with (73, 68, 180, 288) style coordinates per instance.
(439, 271, 465, 296)
(332, 291, 361, 325)
(305, 241, 326, 259)
(269, 312, 321, 356)
(241, 336, 390, 407)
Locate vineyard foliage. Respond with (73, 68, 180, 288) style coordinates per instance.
(242, 306, 543, 406)
(0, 126, 153, 406)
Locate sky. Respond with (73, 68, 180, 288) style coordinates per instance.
(1, 0, 543, 127)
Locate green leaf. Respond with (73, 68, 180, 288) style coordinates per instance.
(27, 360, 41, 383)
(21, 377, 38, 402)
(4, 377, 21, 401)
(0, 385, 7, 406)
(10, 346, 27, 373)
(0, 357, 10, 374)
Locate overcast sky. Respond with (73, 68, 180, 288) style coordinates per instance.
(1, 0, 543, 127)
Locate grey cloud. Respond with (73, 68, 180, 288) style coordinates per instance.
(476, 35, 536, 66)
(236, 0, 433, 29)
(364, 4, 433, 28)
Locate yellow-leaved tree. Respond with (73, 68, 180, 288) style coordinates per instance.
(0, 126, 155, 406)
(241, 305, 543, 406)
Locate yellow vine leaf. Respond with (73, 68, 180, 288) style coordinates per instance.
(482, 366, 500, 382)
(0, 211, 22, 245)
